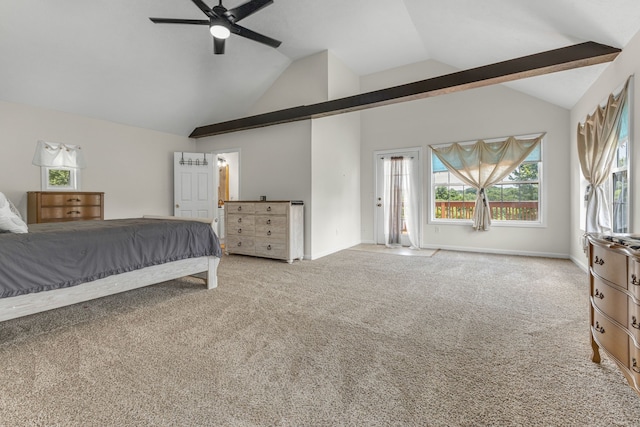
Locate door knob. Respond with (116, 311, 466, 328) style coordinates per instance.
(175, 204, 179, 208)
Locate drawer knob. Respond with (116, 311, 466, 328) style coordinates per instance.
(237, 228, 242, 234)
(237, 242, 242, 247)
(267, 230, 271, 236)
(267, 244, 272, 250)
(594, 256, 605, 266)
(594, 321, 605, 334)
(632, 274, 640, 286)
(67, 210, 81, 215)
(633, 358, 640, 374)
(267, 206, 272, 212)
(633, 316, 640, 330)
(237, 206, 242, 211)
(267, 219, 271, 225)
(594, 289, 604, 299)
(238, 218, 242, 223)
(67, 198, 81, 202)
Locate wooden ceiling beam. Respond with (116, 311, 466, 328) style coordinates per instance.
(190, 42, 620, 138)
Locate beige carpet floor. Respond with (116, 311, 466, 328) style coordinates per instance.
(1, 250, 639, 426)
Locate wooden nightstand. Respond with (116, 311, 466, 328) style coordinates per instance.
(27, 191, 104, 224)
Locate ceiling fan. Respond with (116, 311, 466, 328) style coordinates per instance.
(149, 0, 281, 54)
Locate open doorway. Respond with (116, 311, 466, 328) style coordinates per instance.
(215, 150, 240, 244)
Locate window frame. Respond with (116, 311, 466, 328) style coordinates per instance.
(609, 96, 631, 233)
(430, 135, 544, 228)
(41, 166, 81, 191)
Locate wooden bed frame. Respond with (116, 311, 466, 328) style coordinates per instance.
(0, 216, 221, 322)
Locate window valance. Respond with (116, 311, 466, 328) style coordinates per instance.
(32, 140, 86, 169)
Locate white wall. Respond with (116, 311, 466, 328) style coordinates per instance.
(570, 30, 640, 269)
(0, 100, 193, 219)
(360, 59, 572, 257)
(311, 112, 361, 259)
(249, 51, 329, 115)
(328, 51, 361, 99)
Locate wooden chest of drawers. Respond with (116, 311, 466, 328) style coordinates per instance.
(224, 201, 303, 263)
(27, 191, 104, 224)
(588, 233, 640, 396)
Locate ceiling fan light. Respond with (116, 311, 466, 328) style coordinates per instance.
(210, 24, 230, 39)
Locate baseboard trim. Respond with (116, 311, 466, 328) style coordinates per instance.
(418, 243, 569, 259)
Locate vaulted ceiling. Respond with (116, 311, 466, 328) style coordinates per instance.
(2, 0, 640, 136)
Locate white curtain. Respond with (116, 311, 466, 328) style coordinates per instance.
(32, 140, 86, 169)
(577, 78, 630, 234)
(383, 157, 420, 248)
(431, 134, 544, 231)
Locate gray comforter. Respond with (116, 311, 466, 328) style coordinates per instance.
(0, 218, 222, 298)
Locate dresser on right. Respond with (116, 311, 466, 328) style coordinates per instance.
(224, 200, 304, 263)
(587, 233, 640, 396)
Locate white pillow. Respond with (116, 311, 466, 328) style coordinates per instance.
(0, 192, 28, 233)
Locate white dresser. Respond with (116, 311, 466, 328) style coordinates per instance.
(224, 201, 304, 263)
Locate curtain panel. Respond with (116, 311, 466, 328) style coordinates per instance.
(577, 77, 630, 235)
(430, 134, 544, 231)
(382, 156, 420, 248)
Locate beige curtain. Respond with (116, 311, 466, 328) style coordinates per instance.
(383, 156, 420, 248)
(385, 157, 405, 245)
(431, 134, 544, 231)
(577, 78, 630, 234)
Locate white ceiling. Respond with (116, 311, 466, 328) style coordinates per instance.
(2, 0, 640, 136)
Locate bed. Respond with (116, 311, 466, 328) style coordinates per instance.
(0, 216, 222, 322)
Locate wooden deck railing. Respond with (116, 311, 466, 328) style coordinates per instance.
(435, 201, 539, 221)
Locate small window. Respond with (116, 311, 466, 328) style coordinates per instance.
(41, 167, 80, 191)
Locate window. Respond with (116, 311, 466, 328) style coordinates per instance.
(41, 167, 80, 191)
(432, 140, 542, 224)
(578, 81, 631, 233)
(611, 99, 630, 233)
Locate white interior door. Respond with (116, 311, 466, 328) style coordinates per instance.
(174, 152, 218, 231)
(375, 150, 421, 246)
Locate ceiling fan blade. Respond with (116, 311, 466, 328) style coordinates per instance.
(213, 37, 226, 55)
(227, 0, 273, 23)
(191, 0, 215, 18)
(231, 23, 281, 48)
(149, 18, 210, 25)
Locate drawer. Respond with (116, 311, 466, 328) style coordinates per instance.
(227, 214, 255, 228)
(40, 193, 102, 207)
(255, 228, 286, 240)
(592, 244, 626, 286)
(629, 344, 640, 389)
(629, 300, 640, 344)
(227, 224, 255, 237)
(254, 215, 287, 229)
(226, 237, 255, 255)
(593, 310, 629, 366)
(39, 206, 102, 221)
(628, 258, 640, 299)
(255, 240, 286, 259)
(255, 203, 287, 215)
(592, 276, 627, 325)
(226, 203, 255, 214)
